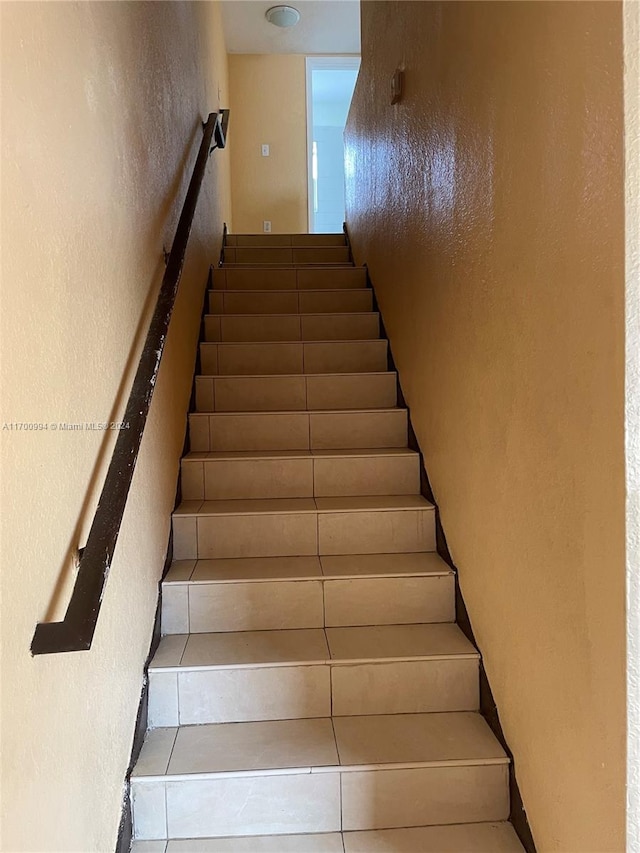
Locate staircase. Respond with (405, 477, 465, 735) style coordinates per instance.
(130, 233, 525, 852)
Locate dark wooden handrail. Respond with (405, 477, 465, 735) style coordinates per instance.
(31, 109, 229, 655)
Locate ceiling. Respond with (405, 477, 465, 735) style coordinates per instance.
(221, 1, 361, 55)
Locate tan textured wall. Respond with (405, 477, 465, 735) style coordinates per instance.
(346, 2, 625, 850)
(229, 54, 308, 233)
(625, 0, 640, 847)
(0, 3, 230, 851)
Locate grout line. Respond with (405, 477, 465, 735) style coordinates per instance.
(321, 562, 326, 627)
(175, 670, 181, 728)
(199, 460, 205, 502)
(165, 728, 179, 776)
(328, 644, 334, 717)
(339, 762, 344, 834)
(163, 781, 169, 843)
(330, 715, 341, 766)
(177, 631, 187, 666)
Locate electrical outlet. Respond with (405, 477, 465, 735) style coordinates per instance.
(261, 144, 270, 157)
(263, 220, 272, 233)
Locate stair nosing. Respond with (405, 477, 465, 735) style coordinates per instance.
(150, 649, 479, 674)
(182, 448, 417, 461)
(195, 371, 396, 381)
(173, 496, 435, 517)
(206, 310, 376, 315)
(190, 407, 404, 416)
(221, 264, 355, 269)
(165, 570, 451, 585)
(132, 754, 509, 783)
(200, 336, 389, 342)
(217, 263, 362, 267)
(209, 287, 369, 294)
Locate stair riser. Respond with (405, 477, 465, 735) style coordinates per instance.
(161, 574, 453, 634)
(209, 290, 372, 314)
(148, 658, 479, 727)
(204, 314, 380, 342)
(189, 411, 407, 452)
(226, 234, 347, 247)
(172, 508, 436, 560)
(181, 455, 420, 501)
(200, 341, 388, 376)
(223, 246, 350, 264)
(131, 764, 509, 841)
(212, 267, 367, 291)
(194, 374, 398, 413)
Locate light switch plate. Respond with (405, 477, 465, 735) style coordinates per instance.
(261, 144, 270, 156)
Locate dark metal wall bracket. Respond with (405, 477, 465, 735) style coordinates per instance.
(31, 109, 229, 656)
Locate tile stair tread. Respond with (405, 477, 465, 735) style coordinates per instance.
(195, 370, 394, 379)
(227, 240, 347, 244)
(222, 263, 353, 268)
(190, 408, 403, 416)
(190, 409, 404, 421)
(228, 230, 344, 232)
(216, 264, 362, 269)
(149, 623, 477, 672)
(173, 495, 434, 517)
(182, 448, 417, 461)
(208, 289, 369, 295)
(200, 336, 384, 342)
(213, 269, 363, 278)
(206, 312, 376, 317)
(132, 712, 507, 780)
(225, 246, 349, 251)
(131, 823, 525, 853)
(196, 370, 394, 377)
(164, 553, 452, 584)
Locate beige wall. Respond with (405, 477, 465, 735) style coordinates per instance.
(228, 54, 308, 233)
(0, 3, 230, 851)
(346, 2, 625, 850)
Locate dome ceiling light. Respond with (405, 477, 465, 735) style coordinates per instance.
(265, 5, 301, 28)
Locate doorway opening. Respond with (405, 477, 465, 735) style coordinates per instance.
(306, 56, 360, 233)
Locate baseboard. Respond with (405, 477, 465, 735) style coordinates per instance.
(114, 527, 170, 853)
(362, 260, 537, 853)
